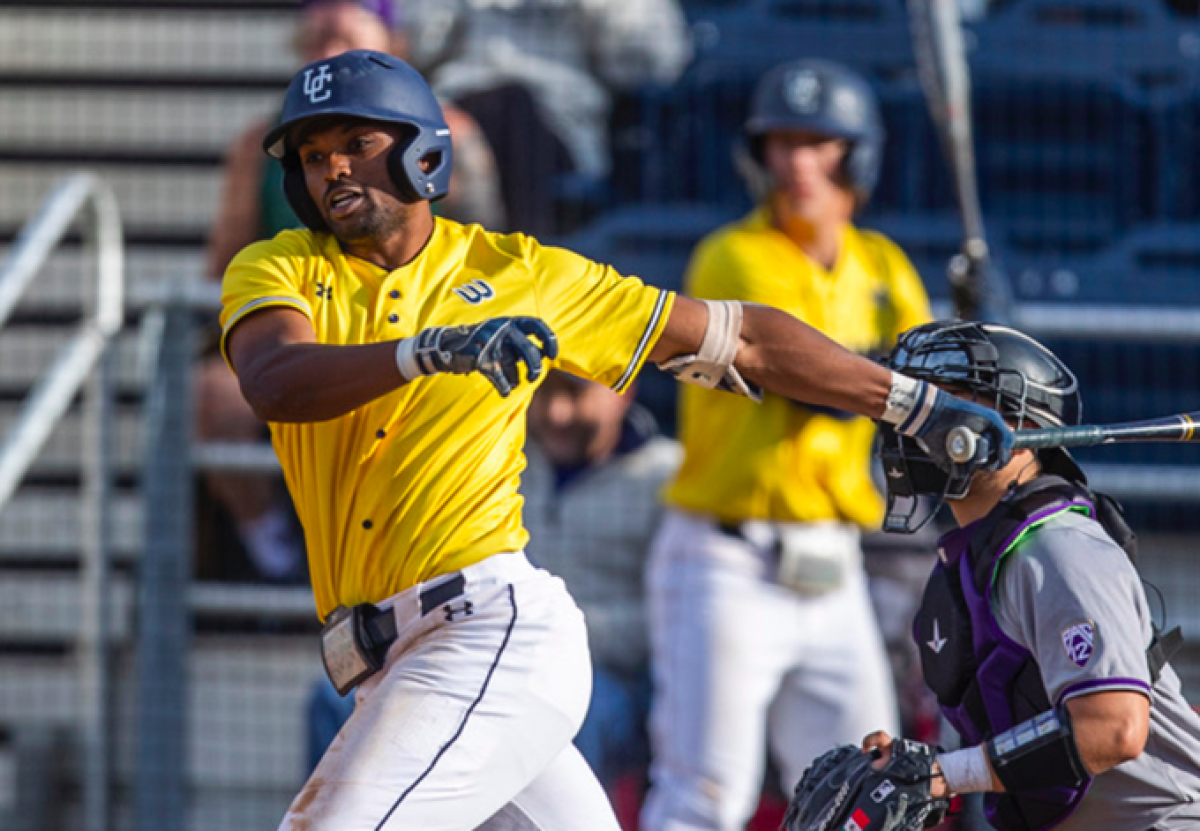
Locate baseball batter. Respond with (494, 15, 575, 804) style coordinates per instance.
(219, 50, 1014, 831)
(854, 321, 1200, 831)
(642, 59, 931, 831)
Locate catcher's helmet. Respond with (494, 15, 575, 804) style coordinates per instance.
(880, 320, 1084, 532)
(744, 59, 884, 202)
(263, 50, 452, 232)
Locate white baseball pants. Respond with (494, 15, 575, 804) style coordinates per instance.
(279, 551, 621, 831)
(640, 511, 899, 831)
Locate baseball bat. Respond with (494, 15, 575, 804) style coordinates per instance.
(946, 412, 1200, 464)
(907, 0, 992, 321)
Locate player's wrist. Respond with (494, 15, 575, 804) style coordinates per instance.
(394, 330, 442, 382)
(881, 372, 936, 436)
(935, 745, 994, 795)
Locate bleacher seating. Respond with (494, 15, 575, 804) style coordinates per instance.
(0, 3, 311, 828)
(977, 0, 1189, 84)
(965, 67, 1155, 253)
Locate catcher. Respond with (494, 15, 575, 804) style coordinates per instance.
(787, 321, 1200, 831)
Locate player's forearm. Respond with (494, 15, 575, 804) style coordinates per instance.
(736, 304, 892, 416)
(238, 341, 405, 423)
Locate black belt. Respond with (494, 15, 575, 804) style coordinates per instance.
(362, 572, 467, 649)
(717, 520, 748, 540)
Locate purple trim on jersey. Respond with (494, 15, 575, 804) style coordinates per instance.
(1059, 677, 1152, 702)
(988, 501, 1093, 584)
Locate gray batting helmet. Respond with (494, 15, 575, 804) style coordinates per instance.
(744, 59, 884, 201)
(264, 50, 453, 232)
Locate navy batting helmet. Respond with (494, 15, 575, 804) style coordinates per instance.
(744, 59, 884, 202)
(264, 50, 453, 232)
(879, 320, 1084, 532)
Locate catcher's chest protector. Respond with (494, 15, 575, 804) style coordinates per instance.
(914, 477, 1096, 831)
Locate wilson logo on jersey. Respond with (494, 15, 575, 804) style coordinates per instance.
(453, 279, 495, 305)
(303, 64, 333, 103)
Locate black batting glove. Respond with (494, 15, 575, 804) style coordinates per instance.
(395, 317, 559, 397)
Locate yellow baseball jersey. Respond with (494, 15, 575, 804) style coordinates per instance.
(220, 219, 673, 619)
(665, 207, 931, 526)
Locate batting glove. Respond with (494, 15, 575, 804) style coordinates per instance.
(395, 317, 559, 397)
(885, 375, 1014, 472)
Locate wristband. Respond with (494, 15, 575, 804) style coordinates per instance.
(882, 372, 936, 435)
(936, 745, 993, 794)
(394, 336, 424, 382)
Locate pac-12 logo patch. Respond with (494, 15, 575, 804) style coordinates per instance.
(1061, 621, 1096, 668)
(304, 64, 333, 103)
(453, 279, 495, 305)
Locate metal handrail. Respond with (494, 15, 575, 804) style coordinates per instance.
(0, 172, 124, 508)
(0, 172, 124, 831)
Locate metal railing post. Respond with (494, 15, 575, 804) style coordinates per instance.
(79, 181, 123, 831)
(134, 288, 194, 831)
(0, 171, 124, 831)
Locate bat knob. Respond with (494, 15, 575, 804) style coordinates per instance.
(947, 426, 977, 464)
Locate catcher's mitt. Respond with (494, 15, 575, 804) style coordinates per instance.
(783, 740, 951, 831)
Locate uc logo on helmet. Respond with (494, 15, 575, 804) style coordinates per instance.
(304, 65, 333, 103)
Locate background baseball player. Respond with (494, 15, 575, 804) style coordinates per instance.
(640, 59, 931, 831)
(787, 321, 1200, 831)
(219, 49, 1012, 830)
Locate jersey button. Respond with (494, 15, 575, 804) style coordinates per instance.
(362, 519, 373, 530)
(388, 314, 399, 324)
(389, 290, 400, 299)
(376, 429, 386, 439)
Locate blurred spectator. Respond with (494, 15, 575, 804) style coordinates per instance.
(522, 370, 681, 815)
(196, 0, 503, 583)
(402, 0, 693, 235)
(639, 59, 933, 831)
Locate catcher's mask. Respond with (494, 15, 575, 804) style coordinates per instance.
(881, 320, 1083, 533)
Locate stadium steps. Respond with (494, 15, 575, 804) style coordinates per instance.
(0, 4, 307, 828)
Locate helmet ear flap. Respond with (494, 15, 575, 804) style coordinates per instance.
(843, 140, 878, 205)
(282, 156, 330, 233)
(386, 135, 422, 203)
(386, 127, 452, 203)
